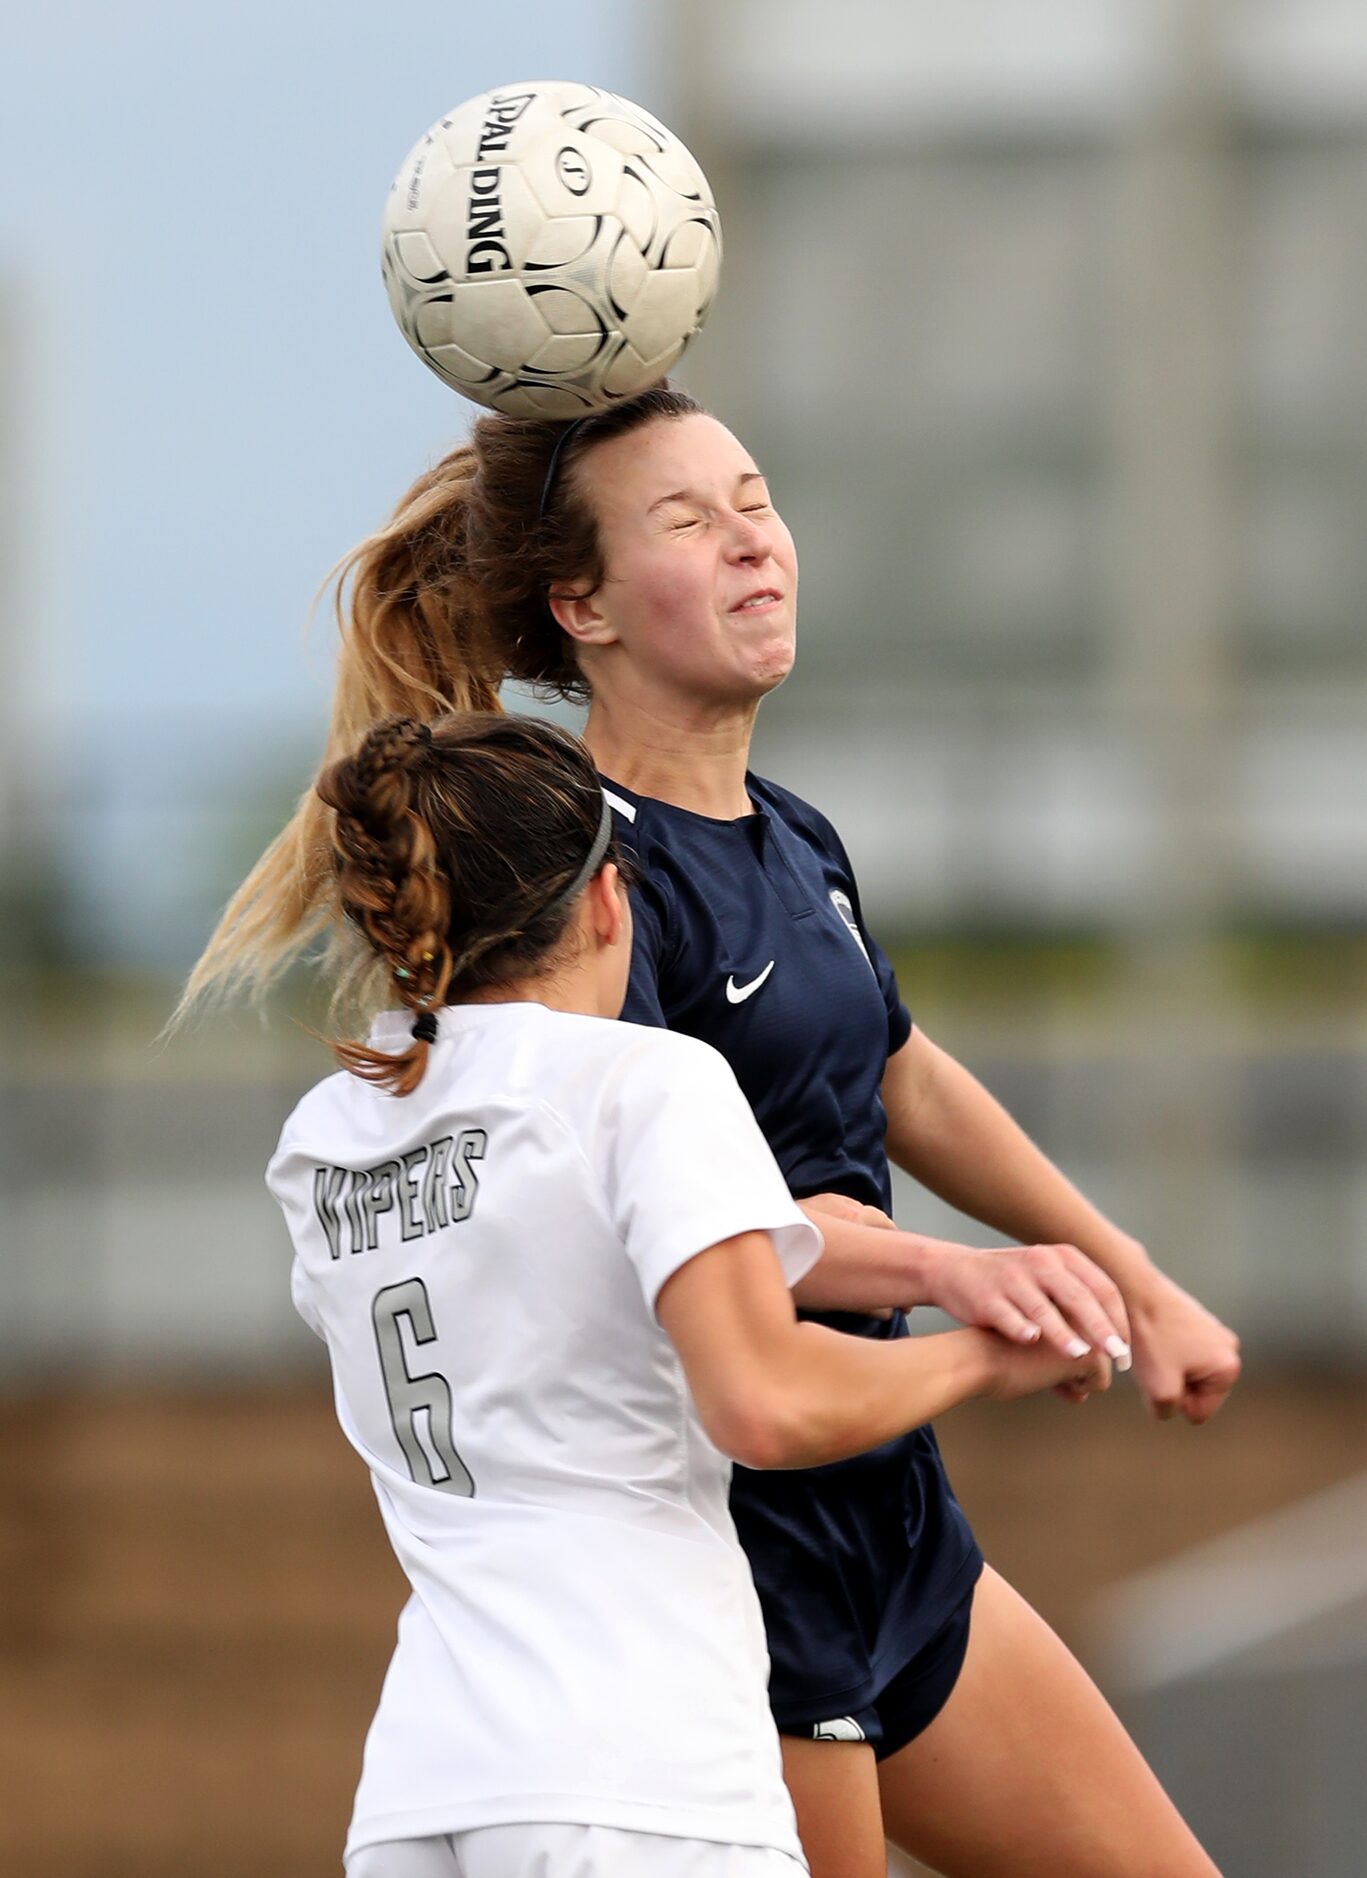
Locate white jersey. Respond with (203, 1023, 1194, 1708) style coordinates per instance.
(266, 1001, 821, 1864)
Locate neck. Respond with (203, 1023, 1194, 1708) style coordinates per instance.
(456, 934, 613, 1019)
(458, 966, 600, 1019)
(583, 689, 758, 819)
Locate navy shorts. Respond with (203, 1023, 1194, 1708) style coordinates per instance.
(733, 1407, 983, 1736)
(776, 1582, 977, 1762)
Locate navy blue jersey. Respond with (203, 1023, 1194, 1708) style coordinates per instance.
(606, 773, 909, 1215)
(602, 771, 983, 1720)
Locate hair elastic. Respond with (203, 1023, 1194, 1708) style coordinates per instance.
(537, 416, 592, 522)
(411, 1010, 438, 1045)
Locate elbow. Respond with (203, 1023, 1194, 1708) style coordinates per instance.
(724, 1423, 795, 1472)
(706, 1395, 812, 1472)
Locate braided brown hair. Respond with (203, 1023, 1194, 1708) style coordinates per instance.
(317, 711, 631, 1095)
(176, 384, 701, 1023)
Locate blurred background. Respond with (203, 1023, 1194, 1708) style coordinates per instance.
(4, 1, 1366, 1873)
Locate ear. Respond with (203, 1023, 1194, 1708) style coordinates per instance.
(549, 585, 618, 649)
(586, 863, 627, 948)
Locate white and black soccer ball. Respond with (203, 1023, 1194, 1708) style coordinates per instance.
(382, 81, 722, 418)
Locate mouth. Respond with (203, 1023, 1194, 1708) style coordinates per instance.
(730, 588, 783, 614)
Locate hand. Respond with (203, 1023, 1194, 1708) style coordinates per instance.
(981, 1328, 1114, 1404)
(1127, 1266, 1241, 1424)
(922, 1242, 1133, 1369)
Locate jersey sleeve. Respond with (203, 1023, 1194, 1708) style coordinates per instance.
(763, 780, 914, 1057)
(266, 1125, 328, 1341)
(289, 1255, 326, 1341)
(860, 903, 913, 1056)
(598, 1033, 823, 1312)
(824, 821, 913, 1056)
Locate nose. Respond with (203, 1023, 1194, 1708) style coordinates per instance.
(724, 509, 770, 561)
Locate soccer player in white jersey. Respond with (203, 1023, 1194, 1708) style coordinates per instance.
(267, 710, 1119, 1878)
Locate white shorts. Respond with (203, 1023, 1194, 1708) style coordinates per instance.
(345, 1824, 807, 1877)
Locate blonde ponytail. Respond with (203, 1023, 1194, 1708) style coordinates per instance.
(173, 447, 502, 1022)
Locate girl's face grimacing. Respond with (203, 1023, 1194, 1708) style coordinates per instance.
(555, 414, 799, 708)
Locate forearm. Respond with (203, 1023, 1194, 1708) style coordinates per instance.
(763, 1323, 998, 1468)
(789, 1208, 952, 1312)
(889, 1039, 1156, 1298)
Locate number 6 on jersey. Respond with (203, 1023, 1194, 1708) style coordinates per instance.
(372, 1279, 474, 1496)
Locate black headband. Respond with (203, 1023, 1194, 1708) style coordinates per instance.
(547, 793, 614, 916)
(537, 416, 592, 523)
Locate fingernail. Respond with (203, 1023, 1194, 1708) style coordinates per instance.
(1066, 1337, 1090, 1359)
(1022, 1325, 1041, 1342)
(1105, 1336, 1132, 1370)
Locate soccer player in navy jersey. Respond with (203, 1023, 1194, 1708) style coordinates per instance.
(191, 386, 1236, 1877)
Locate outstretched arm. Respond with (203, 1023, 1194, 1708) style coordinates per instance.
(656, 1230, 1113, 1471)
(791, 1191, 1134, 1376)
(880, 1027, 1242, 1424)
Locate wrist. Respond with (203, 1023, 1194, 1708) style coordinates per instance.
(1079, 1228, 1156, 1300)
(956, 1327, 1007, 1401)
(1128, 1262, 1191, 1328)
(1112, 1236, 1161, 1304)
(899, 1232, 948, 1309)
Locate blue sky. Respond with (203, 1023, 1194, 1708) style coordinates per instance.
(3, 1, 657, 959)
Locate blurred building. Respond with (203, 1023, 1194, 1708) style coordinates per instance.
(671, 0, 1367, 936)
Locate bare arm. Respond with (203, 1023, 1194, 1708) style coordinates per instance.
(790, 1195, 1134, 1369)
(656, 1230, 1112, 1471)
(787, 1193, 926, 1315)
(882, 1027, 1241, 1424)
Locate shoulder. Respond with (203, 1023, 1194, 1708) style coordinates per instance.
(528, 1008, 734, 1094)
(567, 1022, 746, 1128)
(266, 1066, 356, 1192)
(579, 1016, 737, 1095)
(271, 1065, 350, 1146)
(601, 782, 679, 868)
(619, 1019, 735, 1078)
(599, 783, 689, 936)
(543, 1019, 747, 1162)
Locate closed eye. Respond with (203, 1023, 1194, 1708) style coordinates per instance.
(665, 502, 770, 529)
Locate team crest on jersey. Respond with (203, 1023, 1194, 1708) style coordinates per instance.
(830, 890, 874, 973)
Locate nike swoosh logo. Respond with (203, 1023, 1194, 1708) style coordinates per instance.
(725, 962, 775, 1004)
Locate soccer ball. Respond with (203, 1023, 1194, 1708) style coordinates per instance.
(381, 81, 722, 418)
